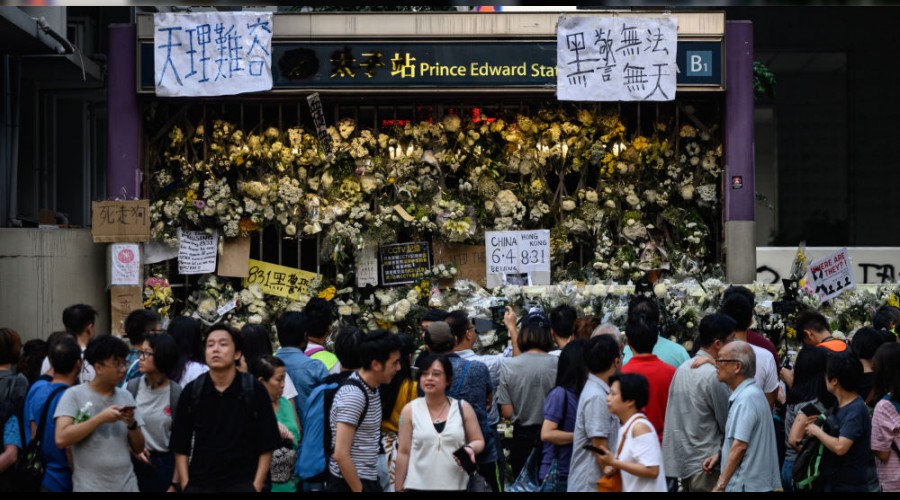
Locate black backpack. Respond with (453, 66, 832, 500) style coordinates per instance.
(792, 411, 835, 491)
(13, 385, 67, 492)
(0, 373, 29, 492)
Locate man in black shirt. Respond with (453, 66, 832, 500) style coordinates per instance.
(170, 323, 280, 492)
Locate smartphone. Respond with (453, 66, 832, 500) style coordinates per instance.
(453, 446, 478, 474)
(582, 444, 606, 456)
(120, 405, 136, 412)
(800, 403, 821, 417)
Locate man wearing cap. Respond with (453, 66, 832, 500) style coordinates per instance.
(413, 309, 448, 370)
(422, 321, 501, 491)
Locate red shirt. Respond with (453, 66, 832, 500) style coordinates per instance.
(621, 354, 676, 443)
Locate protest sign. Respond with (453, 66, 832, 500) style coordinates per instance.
(110, 286, 143, 336)
(381, 242, 430, 285)
(110, 243, 141, 286)
(244, 259, 317, 299)
(432, 241, 486, 287)
(91, 200, 150, 242)
(177, 229, 218, 275)
(806, 247, 855, 302)
(356, 245, 379, 287)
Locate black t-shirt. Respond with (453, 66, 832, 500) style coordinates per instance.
(858, 371, 876, 406)
(821, 396, 877, 491)
(170, 372, 280, 490)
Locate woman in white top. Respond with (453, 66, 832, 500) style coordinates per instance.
(595, 373, 667, 493)
(394, 353, 485, 492)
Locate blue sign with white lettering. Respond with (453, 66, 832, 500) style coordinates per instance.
(676, 42, 721, 86)
(686, 51, 713, 77)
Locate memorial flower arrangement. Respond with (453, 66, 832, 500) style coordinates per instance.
(149, 107, 724, 283)
(143, 276, 174, 317)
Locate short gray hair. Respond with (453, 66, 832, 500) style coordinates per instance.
(729, 340, 756, 378)
(592, 323, 623, 347)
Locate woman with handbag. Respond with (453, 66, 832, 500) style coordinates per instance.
(594, 373, 667, 492)
(538, 340, 587, 492)
(394, 354, 485, 492)
(250, 355, 301, 492)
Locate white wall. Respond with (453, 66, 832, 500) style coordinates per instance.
(757, 247, 900, 285)
(0, 228, 108, 341)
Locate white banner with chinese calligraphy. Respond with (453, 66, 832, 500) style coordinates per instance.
(557, 16, 677, 102)
(154, 12, 273, 97)
(245, 259, 318, 300)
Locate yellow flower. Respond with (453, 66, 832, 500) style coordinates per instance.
(786, 327, 797, 339)
(388, 177, 396, 184)
(631, 136, 650, 152)
(376, 319, 394, 330)
(318, 286, 336, 301)
(889, 294, 900, 308)
(185, 190, 197, 203)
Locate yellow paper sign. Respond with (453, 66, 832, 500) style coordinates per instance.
(244, 259, 318, 300)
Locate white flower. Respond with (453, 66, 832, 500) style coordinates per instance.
(680, 185, 694, 200)
(561, 199, 577, 211)
(338, 305, 352, 316)
(285, 223, 297, 236)
(654, 283, 667, 298)
(592, 284, 607, 298)
(626, 194, 640, 207)
(585, 190, 599, 203)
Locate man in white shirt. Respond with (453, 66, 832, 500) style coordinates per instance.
(720, 294, 779, 409)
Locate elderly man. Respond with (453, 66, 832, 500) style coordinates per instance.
(662, 314, 734, 492)
(705, 341, 781, 492)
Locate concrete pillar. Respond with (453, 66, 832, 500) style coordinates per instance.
(108, 24, 141, 199)
(724, 20, 756, 284)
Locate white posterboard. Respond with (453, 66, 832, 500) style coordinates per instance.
(177, 229, 218, 275)
(154, 12, 273, 97)
(557, 16, 677, 102)
(110, 243, 141, 286)
(356, 245, 379, 287)
(806, 248, 855, 302)
(485, 230, 551, 287)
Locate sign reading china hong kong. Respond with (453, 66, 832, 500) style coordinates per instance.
(485, 230, 551, 287)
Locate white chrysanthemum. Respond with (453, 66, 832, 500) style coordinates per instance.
(561, 199, 577, 211)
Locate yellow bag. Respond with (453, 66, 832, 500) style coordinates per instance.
(597, 470, 623, 492)
(596, 416, 643, 493)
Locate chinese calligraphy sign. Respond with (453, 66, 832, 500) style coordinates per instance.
(244, 259, 317, 299)
(154, 12, 273, 97)
(557, 16, 677, 102)
(91, 200, 150, 243)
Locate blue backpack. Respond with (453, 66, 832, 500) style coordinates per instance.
(296, 377, 368, 482)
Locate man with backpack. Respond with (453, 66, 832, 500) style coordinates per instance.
(327, 329, 402, 492)
(298, 327, 362, 491)
(169, 324, 280, 492)
(275, 312, 329, 416)
(23, 335, 81, 491)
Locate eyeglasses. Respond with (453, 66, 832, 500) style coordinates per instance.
(137, 350, 154, 359)
(421, 370, 445, 379)
(715, 358, 741, 366)
(101, 360, 127, 371)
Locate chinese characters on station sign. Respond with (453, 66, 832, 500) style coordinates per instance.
(154, 12, 273, 97)
(244, 259, 317, 300)
(381, 242, 431, 286)
(557, 16, 677, 102)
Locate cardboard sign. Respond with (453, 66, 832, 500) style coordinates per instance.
(110, 243, 142, 286)
(356, 245, 379, 287)
(381, 242, 431, 285)
(217, 236, 251, 277)
(177, 229, 218, 275)
(110, 286, 143, 336)
(91, 200, 151, 242)
(432, 241, 486, 287)
(806, 247, 855, 302)
(245, 259, 317, 299)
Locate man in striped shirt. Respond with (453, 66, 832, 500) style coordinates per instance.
(327, 330, 402, 492)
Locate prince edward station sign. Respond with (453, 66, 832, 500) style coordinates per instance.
(138, 11, 723, 94)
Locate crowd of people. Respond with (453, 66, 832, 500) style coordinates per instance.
(0, 286, 899, 493)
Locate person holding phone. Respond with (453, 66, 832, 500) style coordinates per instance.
(394, 354, 484, 492)
(54, 335, 145, 492)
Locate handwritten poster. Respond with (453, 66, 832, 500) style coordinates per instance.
(381, 242, 431, 286)
(806, 247, 855, 302)
(154, 12, 273, 97)
(244, 259, 317, 299)
(177, 229, 218, 275)
(110, 286, 143, 336)
(485, 230, 551, 274)
(307, 92, 334, 157)
(432, 241, 486, 287)
(110, 243, 141, 286)
(91, 200, 150, 242)
(356, 245, 379, 287)
(557, 16, 677, 102)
